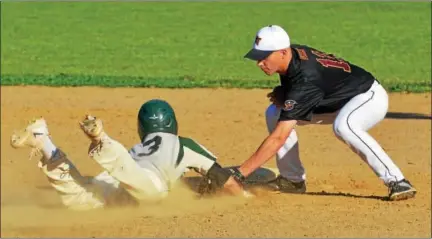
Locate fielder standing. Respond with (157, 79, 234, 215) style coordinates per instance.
(224, 25, 416, 201)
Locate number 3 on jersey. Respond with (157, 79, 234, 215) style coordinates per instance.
(312, 50, 351, 73)
(139, 135, 162, 156)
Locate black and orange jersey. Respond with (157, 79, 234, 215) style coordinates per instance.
(278, 44, 376, 121)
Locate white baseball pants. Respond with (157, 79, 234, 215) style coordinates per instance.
(265, 81, 405, 185)
(38, 136, 168, 211)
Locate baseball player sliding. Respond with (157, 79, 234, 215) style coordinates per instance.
(10, 99, 245, 210)
(224, 25, 417, 201)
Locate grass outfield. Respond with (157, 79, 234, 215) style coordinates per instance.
(1, 2, 431, 92)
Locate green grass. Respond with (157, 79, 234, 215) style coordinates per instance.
(1, 74, 430, 92)
(1, 2, 431, 92)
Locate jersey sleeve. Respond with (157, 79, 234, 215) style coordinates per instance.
(179, 137, 217, 175)
(128, 143, 143, 162)
(278, 82, 324, 121)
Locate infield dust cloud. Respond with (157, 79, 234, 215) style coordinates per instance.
(1, 180, 251, 229)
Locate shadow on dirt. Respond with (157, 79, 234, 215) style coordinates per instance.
(37, 178, 391, 202)
(305, 191, 388, 201)
(386, 112, 431, 120)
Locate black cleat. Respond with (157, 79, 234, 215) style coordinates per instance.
(265, 175, 306, 194)
(388, 179, 417, 201)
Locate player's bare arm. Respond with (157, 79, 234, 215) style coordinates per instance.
(222, 120, 296, 192)
(238, 120, 297, 177)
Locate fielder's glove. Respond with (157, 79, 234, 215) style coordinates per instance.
(267, 85, 286, 108)
(196, 164, 240, 196)
(197, 175, 219, 195)
(190, 167, 219, 195)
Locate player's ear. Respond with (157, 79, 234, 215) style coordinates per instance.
(280, 49, 288, 58)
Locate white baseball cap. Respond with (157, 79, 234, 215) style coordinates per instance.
(244, 25, 291, 61)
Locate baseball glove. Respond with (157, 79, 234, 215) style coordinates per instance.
(188, 167, 220, 196)
(197, 175, 219, 195)
(267, 85, 286, 107)
(195, 165, 235, 196)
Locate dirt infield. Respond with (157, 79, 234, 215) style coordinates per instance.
(1, 86, 431, 238)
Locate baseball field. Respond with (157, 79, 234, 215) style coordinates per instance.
(1, 2, 431, 238)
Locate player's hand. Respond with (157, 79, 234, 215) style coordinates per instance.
(223, 176, 254, 198)
(267, 85, 285, 108)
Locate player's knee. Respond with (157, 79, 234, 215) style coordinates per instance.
(265, 104, 280, 133)
(333, 121, 351, 140)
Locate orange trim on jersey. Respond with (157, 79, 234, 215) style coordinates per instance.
(311, 50, 331, 59)
(294, 48, 309, 60)
(316, 58, 352, 73)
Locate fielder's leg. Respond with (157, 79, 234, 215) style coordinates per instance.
(10, 118, 110, 210)
(80, 116, 168, 202)
(333, 81, 416, 201)
(264, 104, 306, 193)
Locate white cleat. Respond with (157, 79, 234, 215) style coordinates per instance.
(79, 115, 105, 141)
(10, 118, 49, 160)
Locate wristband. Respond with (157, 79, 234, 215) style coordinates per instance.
(229, 168, 246, 182)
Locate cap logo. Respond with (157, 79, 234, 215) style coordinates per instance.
(255, 36, 262, 45)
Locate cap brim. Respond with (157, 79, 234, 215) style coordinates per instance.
(244, 49, 274, 61)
